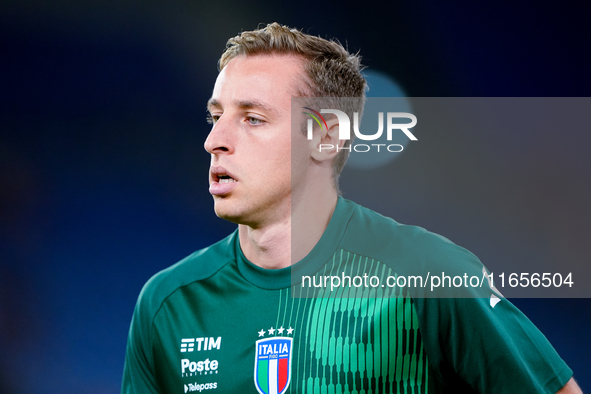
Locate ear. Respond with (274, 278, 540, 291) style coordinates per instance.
(310, 117, 346, 162)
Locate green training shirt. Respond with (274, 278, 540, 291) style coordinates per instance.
(122, 197, 572, 393)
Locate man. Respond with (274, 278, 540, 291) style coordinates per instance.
(122, 23, 582, 393)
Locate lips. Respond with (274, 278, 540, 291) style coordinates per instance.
(209, 166, 238, 196)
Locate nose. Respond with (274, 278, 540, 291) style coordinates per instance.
(204, 117, 232, 155)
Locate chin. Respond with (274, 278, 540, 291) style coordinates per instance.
(213, 201, 244, 224)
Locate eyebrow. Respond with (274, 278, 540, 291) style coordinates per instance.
(206, 98, 278, 116)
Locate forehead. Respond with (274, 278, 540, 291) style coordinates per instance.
(209, 54, 308, 109)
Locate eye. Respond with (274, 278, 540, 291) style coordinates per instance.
(246, 117, 264, 125)
(206, 113, 220, 125)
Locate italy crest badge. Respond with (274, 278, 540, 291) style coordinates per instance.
(254, 337, 293, 394)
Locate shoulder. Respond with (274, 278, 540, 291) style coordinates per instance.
(339, 200, 495, 299)
(342, 200, 477, 266)
(135, 231, 237, 319)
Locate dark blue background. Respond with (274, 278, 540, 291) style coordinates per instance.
(1, 1, 590, 392)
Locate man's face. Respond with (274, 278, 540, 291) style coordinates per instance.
(204, 54, 311, 227)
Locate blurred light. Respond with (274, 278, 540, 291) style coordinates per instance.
(346, 69, 412, 170)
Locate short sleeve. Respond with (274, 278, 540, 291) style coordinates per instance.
(414, 283, 573, 392)
(121, 290, 160, 393)
(393, 226, 574, 393)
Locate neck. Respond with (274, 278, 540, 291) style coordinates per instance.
(238, 189, 338, 269)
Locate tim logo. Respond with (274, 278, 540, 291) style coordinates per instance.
(180, 337, 222, 353)
(254, 337, 293, 394)
(303, 107, 417, 141)
(181, 339, 195, 352)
